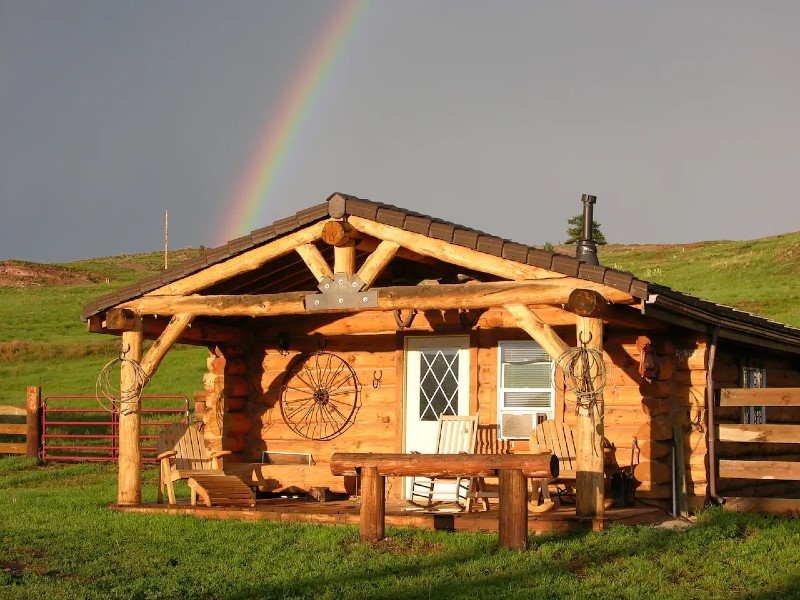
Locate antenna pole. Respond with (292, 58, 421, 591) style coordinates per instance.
(164, 209, 169, 270)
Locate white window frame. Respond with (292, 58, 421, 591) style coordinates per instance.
(496, 340, 555, 440)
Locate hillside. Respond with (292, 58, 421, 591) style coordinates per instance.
(594, 232, 800, 328)
(0, 233, 798, 405)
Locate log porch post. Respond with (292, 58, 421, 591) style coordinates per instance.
(118, 315, 143, 505)
(575, 315, 605, 518)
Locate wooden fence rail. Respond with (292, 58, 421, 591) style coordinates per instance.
(716, 387, 800, 514)
(0, 386, 41, 457)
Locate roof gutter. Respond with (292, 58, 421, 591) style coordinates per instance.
(643, 293, 800, 354)
(706, 325, 723, 504)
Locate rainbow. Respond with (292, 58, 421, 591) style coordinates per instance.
(218, 0, 370, 245)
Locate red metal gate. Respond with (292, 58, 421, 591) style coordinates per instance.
(41, 395, 189, 462)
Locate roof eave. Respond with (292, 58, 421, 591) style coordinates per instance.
(643, 294, 800, 354)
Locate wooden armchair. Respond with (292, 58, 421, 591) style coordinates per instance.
(530, 420, 577, 505)
(157, 423, 254, 507)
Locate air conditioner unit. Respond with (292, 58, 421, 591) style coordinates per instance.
(499, 411, 548, 440)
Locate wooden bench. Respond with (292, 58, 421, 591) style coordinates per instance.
(330, 452, 557, 549)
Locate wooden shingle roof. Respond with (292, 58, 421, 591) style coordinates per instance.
(81, 193, 800, 352)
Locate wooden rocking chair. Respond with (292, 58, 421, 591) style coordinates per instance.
(157, 422, 254, 507)
(530, 420, 577, 505)
(409, 415, 479, 511)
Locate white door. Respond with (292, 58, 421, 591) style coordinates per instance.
(403, 336, 471, 497)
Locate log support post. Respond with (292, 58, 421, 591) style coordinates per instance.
(323, 220, 358, 277)
(118, 315, 144, 505)
(498, 469, 529, 550)
(296, 243, 333, 282)
(359, 466, 385, 542)
(334, 245, 356, 277)
(25, 386, 41, 459)
(575, 314, 605, 518)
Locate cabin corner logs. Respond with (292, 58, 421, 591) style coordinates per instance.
(190, 305, 800, 509)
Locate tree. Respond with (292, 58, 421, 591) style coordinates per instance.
(565, 215, 607, 245)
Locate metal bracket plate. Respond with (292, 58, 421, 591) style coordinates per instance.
(304, 273, 378, 311)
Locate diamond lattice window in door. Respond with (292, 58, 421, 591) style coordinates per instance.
(418, 349, 460, 421)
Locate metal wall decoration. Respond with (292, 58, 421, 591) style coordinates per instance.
(279, 351, 361, 440)
(638, 343, 659, 380)
(394, 309, 417, 330)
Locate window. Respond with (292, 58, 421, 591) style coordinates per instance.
(497, 341, 555, 439)
(418, 348, 460, 421)
(741, 364, 767, 424)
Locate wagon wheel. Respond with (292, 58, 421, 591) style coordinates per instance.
(280, 351, 360, 440)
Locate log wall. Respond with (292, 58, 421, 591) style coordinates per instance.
(215, 305, 799, 509)
(237, 307, 684, 501)
(202, 343, 252, 461)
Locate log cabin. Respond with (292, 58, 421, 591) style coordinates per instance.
(82, 193, 800, 516)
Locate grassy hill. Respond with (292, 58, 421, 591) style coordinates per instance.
(594, 232, 800, 327)
(0, 249, 210, 405)
(0, 233, 798, 405)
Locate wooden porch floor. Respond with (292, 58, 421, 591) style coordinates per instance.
(111, 498, 666, 535)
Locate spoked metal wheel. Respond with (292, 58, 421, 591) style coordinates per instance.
(279, 351, 360, 440)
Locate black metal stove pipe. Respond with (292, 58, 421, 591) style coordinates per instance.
(576, 194, 599, 265)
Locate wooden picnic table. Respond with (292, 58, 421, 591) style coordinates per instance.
(330, 452, 558, 549)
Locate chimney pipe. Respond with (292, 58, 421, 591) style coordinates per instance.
(576, 194, 599, 265)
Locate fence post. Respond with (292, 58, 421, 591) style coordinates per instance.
(26, 386, 42, 459)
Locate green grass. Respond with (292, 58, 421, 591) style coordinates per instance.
(597, 231, 800, 328)
(0, 249, 208, 406)
(2, 457, 800, 599)
(0, 343, 207, 406)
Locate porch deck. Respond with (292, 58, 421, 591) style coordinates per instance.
(111, 498, 666, 535)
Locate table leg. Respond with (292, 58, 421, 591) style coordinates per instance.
(359, 466, 385, 542)
(499, 468, 528, 550)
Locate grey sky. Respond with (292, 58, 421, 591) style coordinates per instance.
(2, 1, 799, 263)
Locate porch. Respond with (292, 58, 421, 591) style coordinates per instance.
(111, 497, 666, 536)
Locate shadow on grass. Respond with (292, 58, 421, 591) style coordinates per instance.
(208, 509, 800, 599)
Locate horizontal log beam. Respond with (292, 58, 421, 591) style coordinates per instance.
(89, 314, 247, 345)
(322, 220, 360, 247)
(720, 388, 800, 407)
(329, 452, 558, 479)
(121, 280, 633, 318)
(106, 308, 138, 331)
(567, 289, 607, 317)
